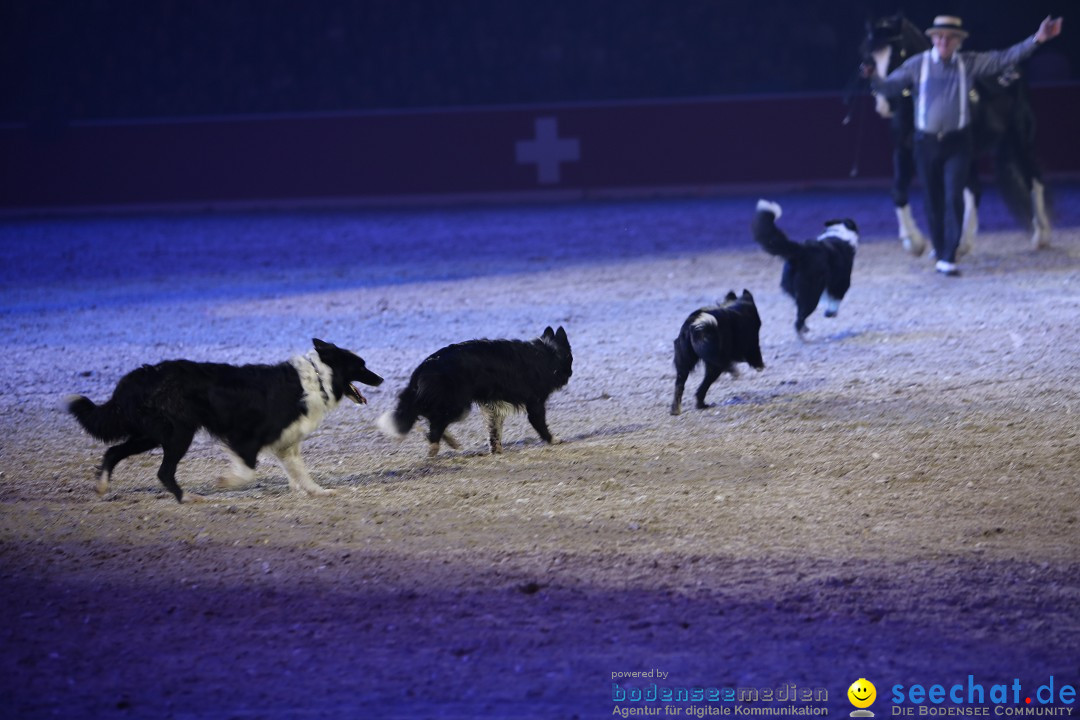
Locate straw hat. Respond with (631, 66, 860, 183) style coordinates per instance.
(925, 15, 969, 38)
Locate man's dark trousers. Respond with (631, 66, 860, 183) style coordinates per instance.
(915, 128, 974, 264)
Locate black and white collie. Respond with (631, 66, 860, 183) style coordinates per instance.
(377, 326, 573, 457)
(671, 290, 765, 415)
(752, 199, 859, 336)
(67, 339, 384, 503)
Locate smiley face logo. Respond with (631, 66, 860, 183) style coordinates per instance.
(848, 678, 876, 708)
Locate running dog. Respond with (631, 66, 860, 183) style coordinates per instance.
(671, 290, 765, 415)
(377, 326, 573, 457)
(753, 199, 859, 337)
(67, 339, 383, 502)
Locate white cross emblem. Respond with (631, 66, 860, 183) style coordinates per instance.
(515, 116, 580, 185)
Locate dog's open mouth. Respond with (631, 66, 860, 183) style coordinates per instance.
(345, 384, 368, 404)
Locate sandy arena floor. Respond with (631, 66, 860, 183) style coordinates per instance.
(1, 186, 1078, 719)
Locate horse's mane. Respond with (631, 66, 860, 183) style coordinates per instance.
(896, 16, 930, 56)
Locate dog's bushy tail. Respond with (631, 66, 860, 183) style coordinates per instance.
(753, 199, 803, 260)
(66, 395, 129, 442)
(376, 384, 419, 439)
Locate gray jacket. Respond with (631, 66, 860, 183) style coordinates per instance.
(872, 35, 1041, 135)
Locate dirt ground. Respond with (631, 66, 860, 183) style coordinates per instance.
(1, 186, 1078, 719)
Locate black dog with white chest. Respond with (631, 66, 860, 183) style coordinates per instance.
(671, 290, 765, 415)
(378, 326, 573, 457)
(753, 199, 859, 337)
(67, 339, 384, 502)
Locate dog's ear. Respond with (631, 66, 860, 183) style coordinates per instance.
(725, 290, 738, 302)
(741, 289, 755, 302)
(555, 326, 569, 345)
(313, 338, 339, 362)
(824, 218, 859, 235)
(542, 326, 555, 339)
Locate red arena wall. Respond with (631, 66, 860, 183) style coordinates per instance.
(2, 85, 1078, 211)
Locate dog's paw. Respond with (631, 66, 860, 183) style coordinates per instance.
(307, 487, 337, 497)
(182, 493, 209, 504)
(548, 436, 563, 446)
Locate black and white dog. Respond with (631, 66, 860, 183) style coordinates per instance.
(67, 339, 384, 502)
(752, 199, 859, 337)
(671, 290, 765, 415)
(377, 326, 573, 457)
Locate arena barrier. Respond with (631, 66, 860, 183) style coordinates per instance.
(2, 85, 1077, 211)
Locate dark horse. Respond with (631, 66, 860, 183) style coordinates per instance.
(858, 14, 1051, 253)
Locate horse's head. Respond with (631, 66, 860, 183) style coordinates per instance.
(862, 13, 930, 74)
(863, 14, 904, 57)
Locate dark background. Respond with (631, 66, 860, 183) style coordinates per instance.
(2, 0, 1075, 124)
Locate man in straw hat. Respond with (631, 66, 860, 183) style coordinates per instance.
(864, 14, 1063, 276)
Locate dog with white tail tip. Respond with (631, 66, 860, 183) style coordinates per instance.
(67, 339, 384, 503)
(752, 199, 859, 338)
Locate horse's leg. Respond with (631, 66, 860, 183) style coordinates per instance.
(993, 119, 1050, 249)
(1031, 178, 1051, 249)
(1007, 77, 1051, 249)
(896, 204, 927, 257)
(892, 105, 927, 256)
(960, 187, 978, 258)
(957, 154, 982, 259)
(1006, 139, 1051, 248)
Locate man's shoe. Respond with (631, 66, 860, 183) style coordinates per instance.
(935, 260, 961, 277)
